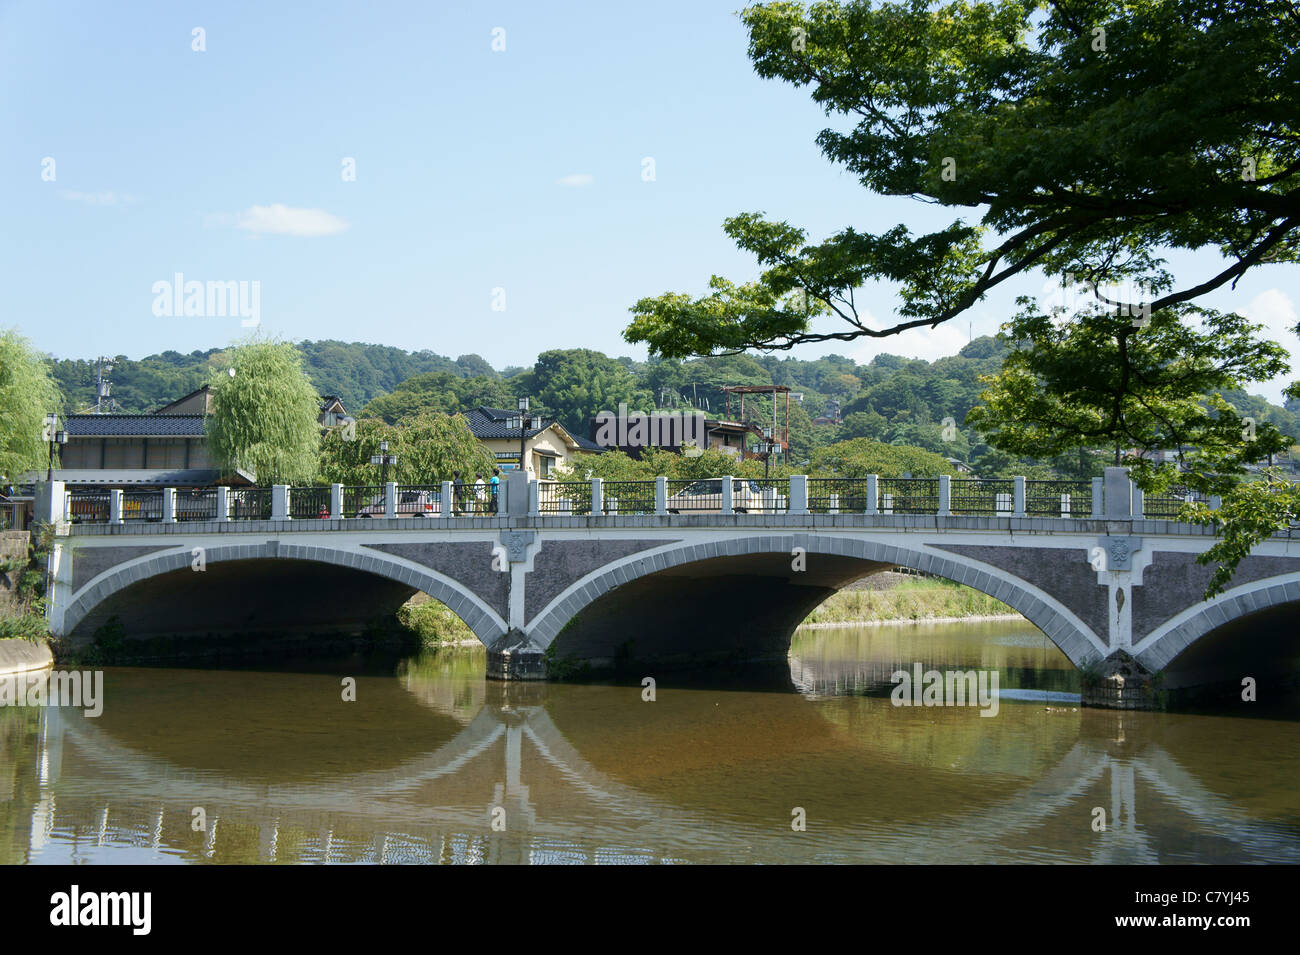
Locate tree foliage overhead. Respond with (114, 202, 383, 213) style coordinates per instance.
(625, 0, 1300, 357)
(206, 337, 322, 485)
(0, 330, 61, 482)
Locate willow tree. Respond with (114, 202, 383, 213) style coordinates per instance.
(0, 329, 61, 482)
(207, 338, 321, 485)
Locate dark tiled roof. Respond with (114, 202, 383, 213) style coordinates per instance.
(65, 414, 207, 437)
(572, 434, 606, 452)
(465, 407, 551, 440)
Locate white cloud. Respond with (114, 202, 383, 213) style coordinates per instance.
(556, 173, 594, 187)
(61, 190, 137, 206)
(234, 204, 349, 237)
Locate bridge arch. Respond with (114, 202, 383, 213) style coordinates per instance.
(59, 540, 508, 648)
(1135, 571, 1300, 678)
(526, 533, 1106, 669)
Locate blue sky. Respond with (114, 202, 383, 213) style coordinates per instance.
(3, 0, 1297, 402)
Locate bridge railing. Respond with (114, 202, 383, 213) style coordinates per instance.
(50, 469, 1231, 525)
(539, 480, 593, 515)
(1025, 480, 1092, 518)
(599, 480, 657, 515)
(807, 478, 871, 513)
(1141, 486, 1211, 520)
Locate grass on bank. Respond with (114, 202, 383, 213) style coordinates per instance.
(803, 575, 1016, 624)
(396, 594, 476, 647)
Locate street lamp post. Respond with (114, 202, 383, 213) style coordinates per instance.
(516, 396, 530, 476)
(369, 439, 397, 486)
(761, 427, 774, 479)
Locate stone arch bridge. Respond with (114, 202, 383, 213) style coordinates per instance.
(39, 471, 1300, 695)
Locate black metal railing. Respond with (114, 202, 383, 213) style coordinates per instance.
(289, 486, 332, 520)
(748, 477, 791, 513)
(808, 478, 874, 513)
(174, 488, 219, 521)
(122, 490, 165, 522)
(877, 478, 940, 514)
(1025, 480, 1091, 518)
(228, 487, 271, 521)
(663, 478, 723, 513)
(342, 485, 384, 519)
(600, 481, 656, 515)
(1141, 487, 1209, 519)
(67, 490, 110, 523)
(539, 481, 592, 515)
(396, 485, 445, 517)
(950, 478, 1016, 515)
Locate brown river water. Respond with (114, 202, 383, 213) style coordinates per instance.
(2, 619, 1297, 864)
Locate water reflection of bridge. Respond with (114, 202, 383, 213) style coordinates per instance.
(8, 661, 1298, 865)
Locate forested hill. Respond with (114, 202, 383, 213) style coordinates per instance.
(45, 337, 1300, 476)
(49, 341, 499, 413)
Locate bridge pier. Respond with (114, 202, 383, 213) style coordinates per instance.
(486, 629, 548, 681)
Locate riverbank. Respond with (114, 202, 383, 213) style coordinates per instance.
(802, 573, 1020, 625)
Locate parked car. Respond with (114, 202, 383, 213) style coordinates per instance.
(357, 489, 440, 518)
(664, 479, 766, 514)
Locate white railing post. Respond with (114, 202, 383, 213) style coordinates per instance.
(938, 475, 951, 517)
(162, 487, 177, 523)
(217, 486, 230, 522)
(441, 481, 453, 519)
(591, 478, 603, 516)
(721, 475, 734, 515)
(1091, 477, 1104, 519)
(330, 483, 343, 519)
(865, 474, 878, 515)
(384, 482, 397, 519)
(271, 485, 288, 521)
(1013, 476, 1026, 517)
(789, 475, 808, 515)
(109, 489, 123, 524)
(1132, 483, 1145, 520)
(655, 476, 667, 515)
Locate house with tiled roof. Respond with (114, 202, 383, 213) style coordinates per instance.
(464, 407, 601, 477)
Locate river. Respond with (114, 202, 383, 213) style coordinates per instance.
(1, 619, 1297, 864)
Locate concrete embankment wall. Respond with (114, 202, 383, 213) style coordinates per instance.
(0, 638, 53, 675)
(0, 532, 51, 674)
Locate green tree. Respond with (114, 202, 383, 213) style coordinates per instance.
(966, 307, 1291, 496)
(517, 349, 655, 435)
(811, 438, 953, 478)
(361, 372, 514, 424)
(207, 337, 322, 485)
(0, 330, 61, 481)
(318, 414, 495, 486)
(396, 411, 496, 484)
